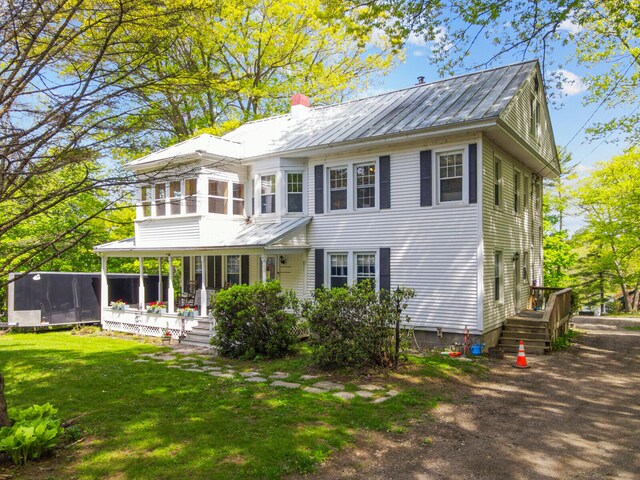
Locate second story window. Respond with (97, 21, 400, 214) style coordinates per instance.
(185, 178, 197, 214)
(514, 171, 520, 213)
(494, 159, 502, 207)
(437, 150, 463, 203)
(355, 164, 375, 209)
(261, 175, 276, 214)
(287, 172, 303, 213)
(155, 183, 166, 216)
(329, 167, 347, 211)
(141, 186, 152, 217)
(169, 181, 182, 215)
(232, 183, 244, 215)
(523, 175, 529, 209)
(208, 180, 228, 214)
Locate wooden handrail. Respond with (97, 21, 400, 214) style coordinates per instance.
(542, 288, 573, 343)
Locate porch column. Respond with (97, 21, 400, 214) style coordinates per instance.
(167, 254, 175, 314)
(157, 257, 163, 302)
(138, 257, 145, 310)
(260, 255, 267, 283)
(100, 255, 108, 323)
(200, 254, 207, 317)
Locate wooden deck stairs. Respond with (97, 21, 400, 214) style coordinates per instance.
(497, 310, 551, 355)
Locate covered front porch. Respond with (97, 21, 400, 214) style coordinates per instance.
(94, 218, 310, 345)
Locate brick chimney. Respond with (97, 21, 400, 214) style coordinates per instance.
(291, 93, 310, 120)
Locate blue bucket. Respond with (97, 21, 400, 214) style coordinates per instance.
(470, 344, 482, 355)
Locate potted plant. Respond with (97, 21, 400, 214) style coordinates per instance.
(146, 301, 167, 314)
(177, 306, 196, 317)
(161, 329, 172, 344)
(110, 299, 127, 311)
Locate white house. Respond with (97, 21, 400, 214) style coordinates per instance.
(94, 60, 560, 348)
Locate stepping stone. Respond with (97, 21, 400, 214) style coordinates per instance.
(133, 359, 149, 363)
(312, 381, 344, 391)
(373, 397, 390, 404)
(300, 374, 320, 380)
(239, 371, 261, 377)
(269, 372, 289, 379)
(303, 387, 325, 394)
(355, 390, 374, 398)
(209, 372, 234, 378)
(333, 392, 355, 400)
(357, 384, 384, 391)
(153, 355, 176, 361)
(271, 381, 300, 389)
(244, 376, 267, 383)
(183, 368, 205, 372)
(387, 390, 399, 397)
(138, 353, 156, 357)
(225, 369, 236, 374)
(201, 366, 221, 371)
(167, 365, 181, 369)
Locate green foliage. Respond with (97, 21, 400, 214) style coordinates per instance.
(302, 282, 415, 369)
(211, 281, 299, 359)
(0, 403, 64, 465)
(552, 329, 580, 350)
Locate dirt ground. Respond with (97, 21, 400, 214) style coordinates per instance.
(301, 316, 640, 480)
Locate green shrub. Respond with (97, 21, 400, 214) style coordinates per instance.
(302, 281, 415, 369)
(210, 281, 299, 359)
(0, 403, 64, 465)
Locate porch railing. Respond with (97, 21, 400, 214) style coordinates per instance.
(541, 288, 573, 343)
(529, 286, 564, 311)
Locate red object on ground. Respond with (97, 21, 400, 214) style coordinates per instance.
(513, 340, 531, 369)
(448, 352, 461, 357)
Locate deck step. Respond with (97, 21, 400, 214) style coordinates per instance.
(498, 311, 551, 355)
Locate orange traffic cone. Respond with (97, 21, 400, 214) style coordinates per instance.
(512, 340, 531, 369)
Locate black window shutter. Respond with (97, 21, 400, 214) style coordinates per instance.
(214, 256, 222, 289)
(206, 256, 215, 289)
(183, 257, 191, 284)
(379, 155, 391, 209)
(241, 255, 249, 284)
(314, 165, 324, 214)
(380, 248, 391, 292)
(420, 150, 432, 206)
(469, 143, 477, 204)
(315, 249, 324, 289)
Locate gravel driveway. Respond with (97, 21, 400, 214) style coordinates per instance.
(303, 316, 640, 480)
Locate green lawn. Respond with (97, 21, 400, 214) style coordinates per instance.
(0, 330, 483, 479)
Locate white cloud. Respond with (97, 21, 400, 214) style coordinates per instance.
(556, 69, 587, 96)
(407, 32, 427, 47)
(558, 19, 582, 34)
(430, 27, 453, 53)
(413, 49, 427, 57)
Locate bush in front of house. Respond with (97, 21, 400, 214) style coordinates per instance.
(210, 281, 299, 359)
(302, 281, 415, 369)
(0, 403, 64, 465)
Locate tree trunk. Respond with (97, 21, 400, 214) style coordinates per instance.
(0, 372, 11, 427)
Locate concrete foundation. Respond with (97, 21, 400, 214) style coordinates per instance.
(411, 324, 504, 352)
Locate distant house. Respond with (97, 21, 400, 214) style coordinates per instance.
(94, 60, 560, 347)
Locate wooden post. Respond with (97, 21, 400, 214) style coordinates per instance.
(167, 255, 175, 314)
(138, 257, 145, 310)
(200, 254, 207, 317)
(158, 257, 163, 303)
(260, 255, 267, 283)
(100, 255, 108, 324)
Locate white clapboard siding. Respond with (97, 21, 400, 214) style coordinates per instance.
(481, 135, 543, 333)
(304, 143, 481, 333)
(278, 253, 306, 299)
(136, 217, 201, 248)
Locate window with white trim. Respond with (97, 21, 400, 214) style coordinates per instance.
(232, 183, 244, 215)
(226, 255, 240, 285)
(185, 178, 197, 214)
(169, 180, 182, 215)
(494, 158, 502, 208)
(261, 175, 276, 214)
(208, 180, 228, 214)
(355, 163, 375, 209)
(141, 186, 152, 217)
(514, 170, 520, 213)
(523, 175, 529, 209)
(329, 253, 348, 288)
(328, 167, 347, 211)
(522, 251, 529, 283)
(287, 172, 303, 213)
(494, 252, 503, 302)
(355, 253, 376, 285)
(155, 183, 166, 216)
(437, 150, 463, 202)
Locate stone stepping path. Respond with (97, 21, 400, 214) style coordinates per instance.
(136, 352, 399, 403)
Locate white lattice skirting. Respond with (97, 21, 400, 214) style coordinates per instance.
(103, 320, 185, 338)
(102, 309, 200, 339)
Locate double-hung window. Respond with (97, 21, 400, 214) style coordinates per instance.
(169, 181, 182, 215)
(328, 167, 347, 211)
(261, 175, 276, 214)
(155, 183, 166, 216)
(141, 186, 152, 217)
(523, 175, 529, 210)
(494, 252, 503, 302)
(226, 255, 240, 285)
(208, 180, 228, 214)
(329, 253, 348, 288)
(355, 163, 375, 209)
(287, 172, 303, 213)
(185, 178, 197, 214)
(232, 183, 244, 215)
(494, 159, 502, 208)
(437, 150, 463, 203)
(356, 253, 376, 285)
(514, 171, 520, 213)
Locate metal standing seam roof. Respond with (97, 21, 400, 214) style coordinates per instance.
(93, 217, 311, 253)
(222, 60, 537, 158)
